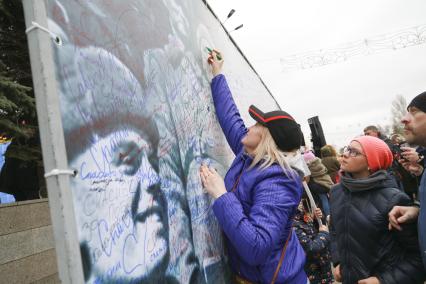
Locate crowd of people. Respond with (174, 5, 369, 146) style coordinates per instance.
(201, 49, 426, 283)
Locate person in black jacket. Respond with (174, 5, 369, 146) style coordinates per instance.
(330, 135, 425, 284)
(303, 151, 334, 218)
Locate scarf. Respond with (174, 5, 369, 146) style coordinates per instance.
(340, 170, 390, 192)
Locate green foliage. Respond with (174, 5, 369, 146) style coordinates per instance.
(0, 0, 33, 85)
(0, 0, 41, 163)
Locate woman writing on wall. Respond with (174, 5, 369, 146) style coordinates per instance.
(330, 136, 425, 284)
(199, 50, 307, 283)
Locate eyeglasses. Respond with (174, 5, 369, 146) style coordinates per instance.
(342, 146, 365, 157)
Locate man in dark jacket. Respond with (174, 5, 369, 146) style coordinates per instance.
(389, 91, 426, 272)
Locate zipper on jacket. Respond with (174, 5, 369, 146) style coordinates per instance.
(344, 189, 351, 281)
(235, 154, 248, 276)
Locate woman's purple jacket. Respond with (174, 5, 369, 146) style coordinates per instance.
(211, 75, 307, 283)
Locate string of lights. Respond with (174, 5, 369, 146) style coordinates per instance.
(279, 24, 426, 72)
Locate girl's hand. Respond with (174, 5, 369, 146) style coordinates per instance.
(200, 164, 227, 199)
(314, 207, 323, 219)
(319, 224, 329, 232)
(207, 49, 224, 76)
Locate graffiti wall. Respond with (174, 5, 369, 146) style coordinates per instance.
(44, 0, 279, 283)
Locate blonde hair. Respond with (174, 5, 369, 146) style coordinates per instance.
(249, 126, 294, 173)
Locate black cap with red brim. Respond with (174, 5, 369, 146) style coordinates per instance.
(249, 105, 302, 151)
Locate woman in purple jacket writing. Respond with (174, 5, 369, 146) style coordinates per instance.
(200, 50, 307, 284)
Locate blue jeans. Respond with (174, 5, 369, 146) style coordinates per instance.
(318, 193, 330, 217)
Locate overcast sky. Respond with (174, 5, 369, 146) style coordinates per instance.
(208, 0, 426, 149)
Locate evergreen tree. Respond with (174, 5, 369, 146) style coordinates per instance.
(0, 0, 44, 200)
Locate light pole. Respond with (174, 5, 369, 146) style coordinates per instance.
(222, 9, 243, 33)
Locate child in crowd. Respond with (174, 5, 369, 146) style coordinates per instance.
(293, 199, 333, 284)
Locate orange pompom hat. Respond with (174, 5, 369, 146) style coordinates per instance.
(352, 136, 393, 173)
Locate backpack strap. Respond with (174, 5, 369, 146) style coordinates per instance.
(270, 229, 292, 284)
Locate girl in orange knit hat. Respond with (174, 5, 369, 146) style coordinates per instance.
(329, 136, 425, 284)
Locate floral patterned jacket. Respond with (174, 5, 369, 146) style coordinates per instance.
(293, 210, 333, 284)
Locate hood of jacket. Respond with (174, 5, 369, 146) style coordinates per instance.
(308, 158, 334, 189)
(308, 158, 327, 177)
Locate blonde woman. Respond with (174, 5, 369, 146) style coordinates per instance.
(200, 50, 307, 283)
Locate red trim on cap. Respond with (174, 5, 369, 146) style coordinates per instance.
(265, 115, 294, 122)
(249, 108, 266, 122)
(249, 108, 294, 123)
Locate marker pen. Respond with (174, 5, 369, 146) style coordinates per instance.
(206, 47, 222, 60)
